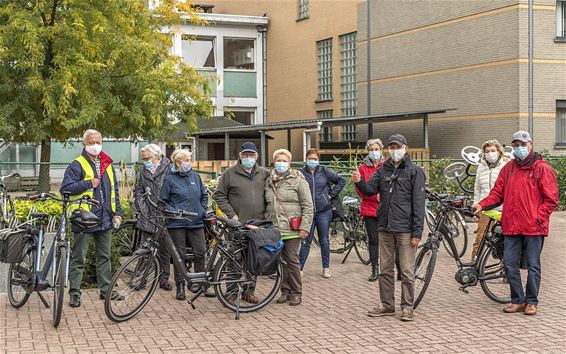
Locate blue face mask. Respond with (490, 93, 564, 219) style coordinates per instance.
(368, 151, 382, 161)
(179, 162, 192, 173)
(171, 165, 177, 172)
(241, 157, 256, 169)
(144, 160, 154, 170)
(274, 162, 289, 174)
(306, 160, 319, 170)
(513, 146, 529, 159)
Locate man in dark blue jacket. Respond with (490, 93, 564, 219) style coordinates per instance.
(60, 129, 123, 308)
(299, 149, 345, 278)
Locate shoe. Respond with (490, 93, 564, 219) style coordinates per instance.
(242, 292, 259, 304)
(289, 295, 302, 306)
(69, 293, 81, 308)
(301, 270, 304, 278)
(275, 293, 290, 304)
(176, 283, 186, 300)
(367, 307, 395, 317)
(100, 291, 125, 301)
(503, 304, 526, 313)
(400, 308, 414, 322)
(203, 288, 216, 298)
(159, 279, 172, 291)
(396, 273, 402, 281)
(525, 304, 537, 315)
(322, 268, 331, 278)
(368, 266, 378, 282)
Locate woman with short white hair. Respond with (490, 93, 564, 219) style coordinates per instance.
(160, 149, 208, 300)
(265, 149, 313, 306)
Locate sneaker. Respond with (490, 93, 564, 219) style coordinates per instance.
(524, 304, 537, 315)
(100, 291, 125, 301)
(69, 293, 81, 308)
(159, 279, 172, 291)
(301, 270, 304, 278)
(323, 268, 331, 278)
(503, 304, 526, 313)
(400, 308, 414, 322)
(367, 307, 395, 317)
(289, 295, 302, 306)
(275, 293, 290, 304)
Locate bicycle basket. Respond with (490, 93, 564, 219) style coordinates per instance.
(489, 223, 504, 260)
(0, 229, 27, 263)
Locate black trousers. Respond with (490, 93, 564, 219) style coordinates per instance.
(167, 228, 206, 284)
(363, 216, 401, 273)
(142, 231, 171, 281)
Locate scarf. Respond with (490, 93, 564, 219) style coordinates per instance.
(514, 151, 536, 168)
(271, 169, 289, 182)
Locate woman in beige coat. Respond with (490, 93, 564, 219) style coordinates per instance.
(472, 139, 509, 260)
(265, 149, 313, 306)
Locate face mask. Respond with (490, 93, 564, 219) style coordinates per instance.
(179, 162, 192, 173)
(306, 160, 319, 169)
(484, 151, 499, 164)
(85, 143, 102, 156)
(513, 146, 529, 159)
(241, 157, 256, 169)
(389, 148, 405, 162)
(171, 165, 177, 172)
(368, 151, 382, 161)
(274, 162, 289, 174)
(144, 160, 154, 170)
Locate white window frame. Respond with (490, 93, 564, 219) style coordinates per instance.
(557, 100, 566, 145)
(223, 37, 257, 72)
(317, 38, 333, 102)
(558, 0, 566, 39)
(180, 34, 217, 70)
(298, 0, 309, 21)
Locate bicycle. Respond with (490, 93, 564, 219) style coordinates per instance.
(313, 196, 370, 265)
(5, 192, 99, 327)
(104, 188, 282, 322)
(0, 173, 19, 229)
(414, 191, 512, 309)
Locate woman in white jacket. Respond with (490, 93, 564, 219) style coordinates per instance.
(472, 140, 509, 260)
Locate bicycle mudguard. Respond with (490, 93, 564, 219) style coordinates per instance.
(482, 210, 502, 221)
(134, 248, 152, 256)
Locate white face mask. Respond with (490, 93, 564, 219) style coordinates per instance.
(484, 151, 499, 164)
(389, 148, 405, 162)
(85, 143, 102, 156)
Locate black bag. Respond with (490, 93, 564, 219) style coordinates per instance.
(0, 229, 27, 263)
(244, 225, 283, 276)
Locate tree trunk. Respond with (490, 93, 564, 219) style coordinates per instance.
(38, 139, 51, 192)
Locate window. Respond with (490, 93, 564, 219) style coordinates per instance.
(318, 110, 333, 143)
(317, 38, 333, 101)
(341, 125, 357, 142)
(224, 38, 255, 70)
(340, 32, 357, 141)
(226, 109, 255, 125)
(298, 0, 309, 20)
(181, 35, 215, 68)
(558, 0, 566, 39)
(557, 100, 566, 145)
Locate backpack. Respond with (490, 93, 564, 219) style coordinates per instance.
(244, 224, 283, 276)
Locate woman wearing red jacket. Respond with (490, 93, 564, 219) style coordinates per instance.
(474, 131, 559, 316)
(356, 139, 386, 282)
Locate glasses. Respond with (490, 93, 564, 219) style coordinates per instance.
(511, 142, 528, 148)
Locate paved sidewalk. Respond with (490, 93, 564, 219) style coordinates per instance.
(1, 213, 565, 353)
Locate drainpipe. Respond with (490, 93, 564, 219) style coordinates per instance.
(366, 0, 373, 139)
(527, 0, 534, 137)
(258, 24, 268, 125)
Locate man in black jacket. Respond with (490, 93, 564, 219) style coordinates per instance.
(352, 134, 425, 321)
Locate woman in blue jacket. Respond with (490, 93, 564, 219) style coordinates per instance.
(160, 149, 208, 300)
(299, 149, 346, 278)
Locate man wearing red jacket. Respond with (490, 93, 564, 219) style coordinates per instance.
(473, 131, 559, 316)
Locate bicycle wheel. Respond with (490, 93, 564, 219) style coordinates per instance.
(214, 247, 281, 313)
(113, 223, 137, 257)
(441, 210, 468, 258)
(52, 245, 67, 328)
(413, 245, 437, 309)
(8, 246, 34, 308)
(479, 246, 513, 304)
(105, 252, 160, 323)
(328, 219, 349, 253)
(353, 217, 370, 265)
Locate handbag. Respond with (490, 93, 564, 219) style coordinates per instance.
(271, 184, 303, 231)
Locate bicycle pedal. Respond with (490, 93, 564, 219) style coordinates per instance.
(187, 300, 196, 310)
(459, 287, 469, 294)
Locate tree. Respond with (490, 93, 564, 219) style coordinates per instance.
(0, 0, 213, 191)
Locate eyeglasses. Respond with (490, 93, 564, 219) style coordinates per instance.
(511, 142, 528, 148)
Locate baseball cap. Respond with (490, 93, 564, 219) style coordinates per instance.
(388, 134, 408, 147)
(240, 142, 258, 153)
(511, 130, 532, 143)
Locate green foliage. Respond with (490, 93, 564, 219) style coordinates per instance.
(328, 149, 363, 200)
(541, 151, 566, 211)
(13, 198, 62, 220)
(0, 0, 213, 144)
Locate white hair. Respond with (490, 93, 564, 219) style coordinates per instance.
(82, 129, 101, 144)
(140, 144, 162, 157)
(272, 148, 292, 161)
(366, 138, 384, 150)
(170, 148, 192, 163)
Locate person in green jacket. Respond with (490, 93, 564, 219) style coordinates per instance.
(265, 149, 314, 306)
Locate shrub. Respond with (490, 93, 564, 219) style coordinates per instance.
(541, 152, 566, 211)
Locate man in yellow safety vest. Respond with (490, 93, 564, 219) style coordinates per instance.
(60, 129, 123, 308)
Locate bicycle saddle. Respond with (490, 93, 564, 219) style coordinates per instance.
(30, 212, 49, 219)
(225, 219, 241, 229)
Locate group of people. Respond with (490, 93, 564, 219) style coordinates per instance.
(61, 128, 559, 321)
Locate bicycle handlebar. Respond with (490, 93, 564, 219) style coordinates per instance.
(142, 187, 198, 218)
(28, 192, 100, 207)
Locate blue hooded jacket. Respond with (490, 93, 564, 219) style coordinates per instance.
(299, 165, 346, 214)
(159, 169, 208, 229)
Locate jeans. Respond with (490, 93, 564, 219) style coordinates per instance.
(142, 231, 171, 281)
(69, 229, 112, 296)
(364, 216, 379, 268)
(379, 231, 416, 310)
(503, 235, 545, 305)
(167, 228, 206, 284)
(299, 209, 333, 270)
